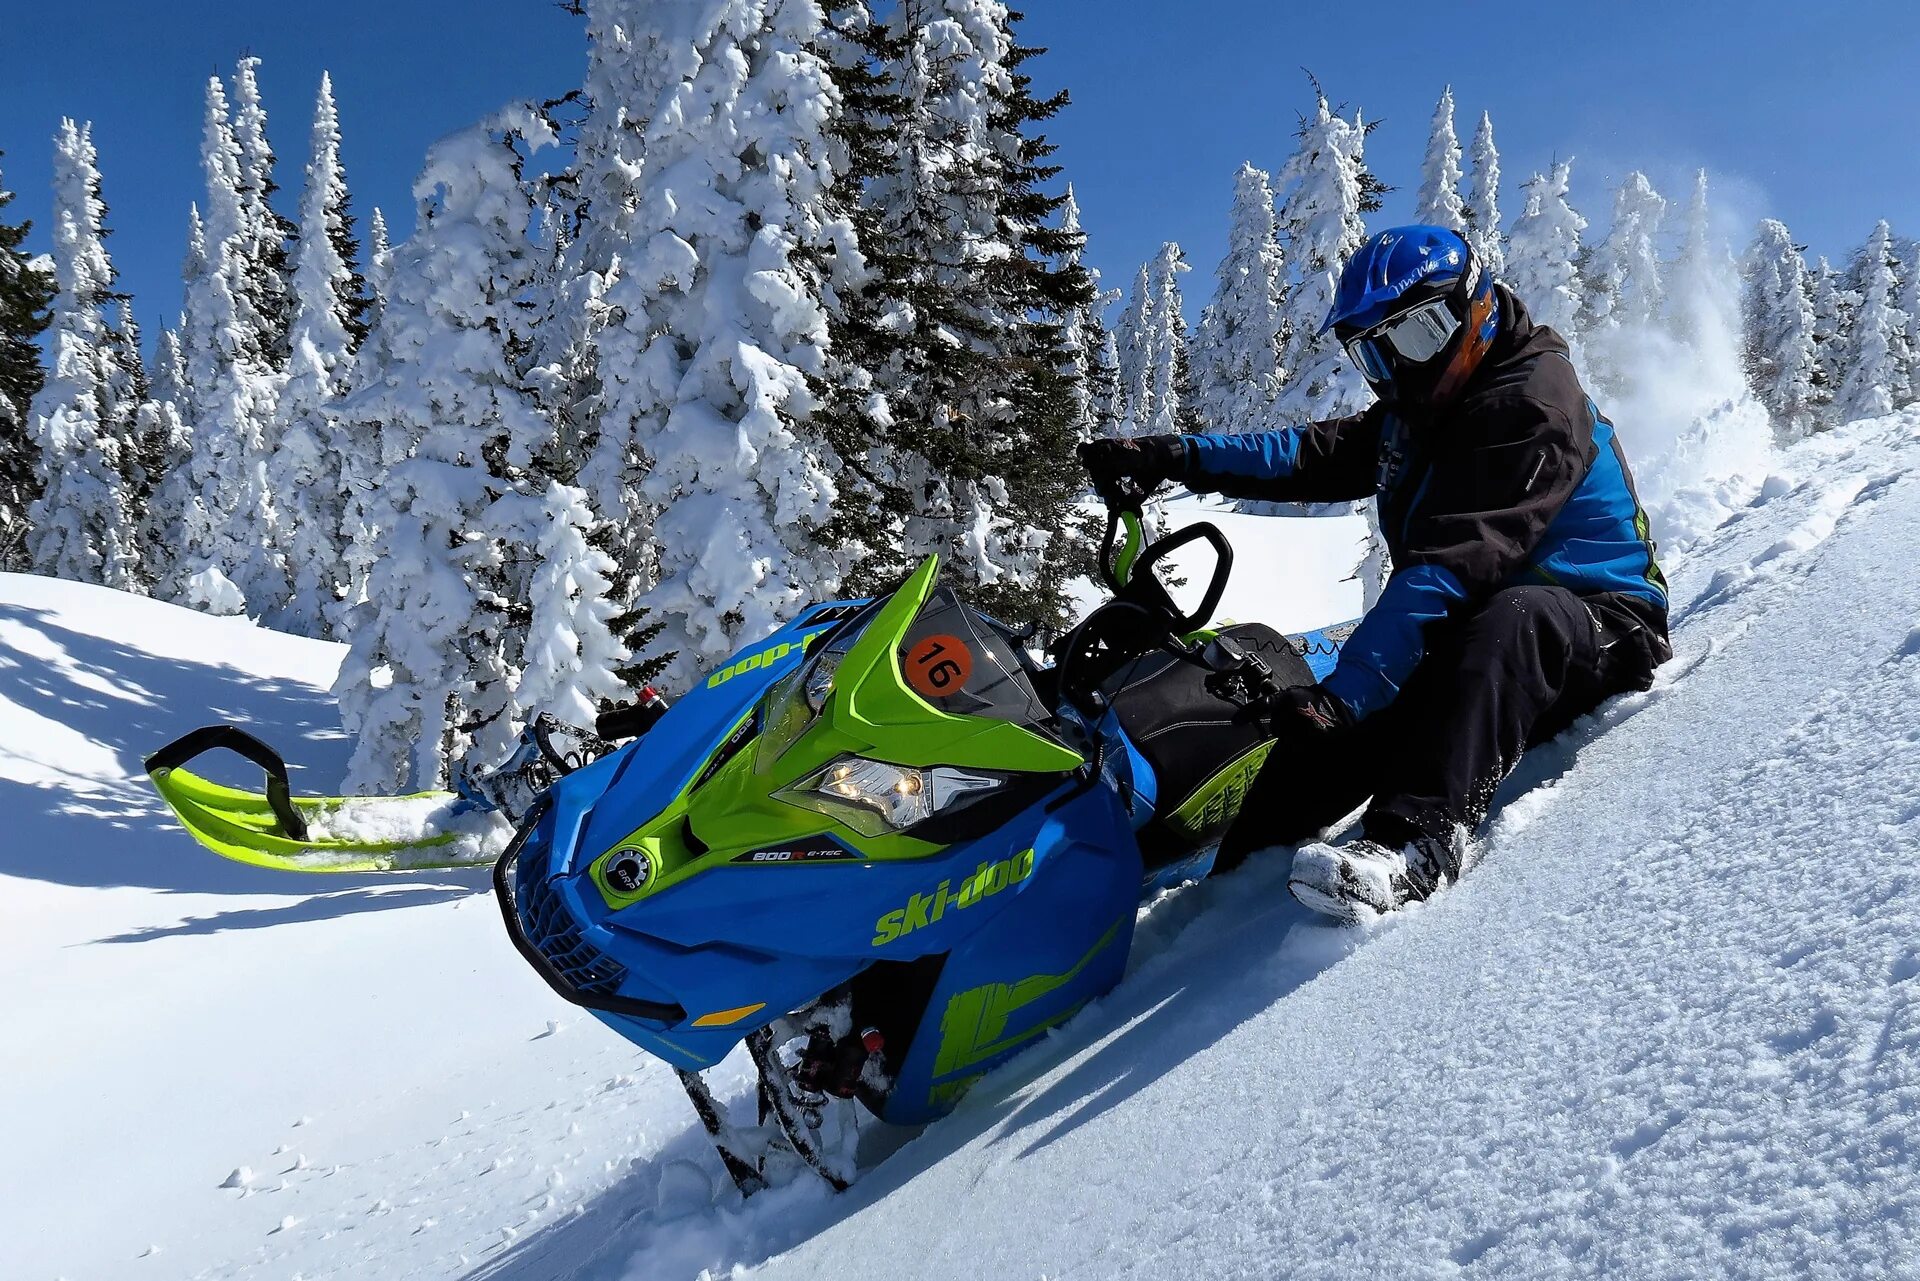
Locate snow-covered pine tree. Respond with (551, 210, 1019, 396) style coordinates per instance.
(230, 56, 297, 367)
(26, 119, 140, 589)
(272, 72, 364, 636)
(138, 325, 192, 581)
(102, 299, 170, 585)
(1583, 171, 1667, 393)
(1741, 219, 1819, 440)
(1116, 241, 1201, 435)
(0, 150, 55, 571)
(1274, 86, 1375, 420)
(1666, 170, 1738, 355)
(1055, 184, 1105, 442)
(363, 206, 392, 331)
(1896, 238, 1920, 402)
(1412, 86, 1465, 232)
(1505, 160, 1587, 350)
(1193, 162, 1286, 433)
(864, 0, 1095, 627)
(1807, 255, 1849, 426)
(334, 106, 562, 792)
(177, 76, 288, 614)
(512, 480, 631, 730)
(1463, 110, 1503, 277)
(1832, 219, 1909, 423)
(1088, 312, 1124, 438)
(576, 1, 868, 690)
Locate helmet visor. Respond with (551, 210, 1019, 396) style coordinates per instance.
(1342, 298, 1462, 382)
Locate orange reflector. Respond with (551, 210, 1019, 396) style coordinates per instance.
(691, 1002, 767, 1028)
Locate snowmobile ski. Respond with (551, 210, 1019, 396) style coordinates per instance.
(143, 724, 489, 873)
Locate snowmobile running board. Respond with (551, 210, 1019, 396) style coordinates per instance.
(143, 723, 478, 873)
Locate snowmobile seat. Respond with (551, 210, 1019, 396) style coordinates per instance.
(1101, 622, 1314, 864)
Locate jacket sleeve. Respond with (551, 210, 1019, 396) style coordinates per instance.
(1322, 396, 1592, 720)
(1180, 409, 1384, 505)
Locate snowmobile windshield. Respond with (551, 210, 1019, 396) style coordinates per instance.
(758, 597, 891, 768)
(894, 587, 1050, 730)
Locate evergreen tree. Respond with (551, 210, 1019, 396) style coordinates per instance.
(230, 56, 298, 366)
(334, 107, 562, 792)
(1666, 170, 1738, 352)
(1055, 184, 1104, 442)
(177, 75, 287, 613)
(273, 72, 364, 636)
(1505, 160, 1587, 349)
(1116, 241, 1201, 435)
(26, 119, 139, 589)
(1587, 171, 1666, 329)
(1412, 86, 1465, 232)
(0, 151, 55, 570)
(1807, 255, 1849, 425)
(1833, 219, 1909, 423)
(862, 0, 1094, 627)
(1463, 110, 1503, 277)
(1193, 162, 1286, 433)
(363, 206, 392, 332)
(139, 325, 193, 579)
(1741, 219, 1819, 440)
(1896, 238, 1920, 399)
(513, 480, 631, 728)
(1087, 311, 1124, 438)
(1274, 86, 1373, 419)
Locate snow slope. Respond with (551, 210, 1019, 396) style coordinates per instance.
(6, 410, 1920, 1279)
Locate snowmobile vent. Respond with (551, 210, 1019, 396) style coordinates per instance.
(513, 843, 630, 1002)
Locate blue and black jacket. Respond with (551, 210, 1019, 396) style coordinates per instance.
(1179, 286, 1671, 721)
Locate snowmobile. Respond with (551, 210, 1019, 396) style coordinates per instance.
(145, 490, 1352, 1194)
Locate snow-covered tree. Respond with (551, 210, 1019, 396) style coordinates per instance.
(0, 151, 54, 570)
(512, 480, 630, 728)
(1666, 171, 1738, 353)
(1274, 87, 1375, 419)
(1193, 163, 1286, 433)
(1586, 171, 1667, 333)
(138, 325, 193, 580)
(272, 73, 364, 636)
(1412, 86, 1465, 232)
(334, 106, 561, 792)
(1056, 184, 1106, 442)
(1833, 219, 1909, 423)
(573, 1, 872, 690)
(230, 56, 297, 366)
(1807, 255, 1850, 425)
(1505, 160, 1587, 347)
(861, 0, 1095, 626)
(1741, 219, 1819, 440)
(1116, 241, 1201, 435)
(26, 119, 139, 589)
(176, 76, 288, 613)
(1463, 110, 1503, 277)
(363, 206, 392, 331)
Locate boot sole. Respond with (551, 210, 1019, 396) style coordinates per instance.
(1287, 875, 1373, 925)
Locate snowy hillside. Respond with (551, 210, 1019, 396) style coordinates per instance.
(7, 410, 1920, 1279)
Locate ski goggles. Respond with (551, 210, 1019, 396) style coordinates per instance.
(1342, 297, 1463, 384)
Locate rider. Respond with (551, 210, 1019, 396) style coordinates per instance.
(1079, 225, 1671, 922)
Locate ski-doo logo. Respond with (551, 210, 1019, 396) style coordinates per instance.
(705, 629, 832, 690)
(871, 848, 1036, 947)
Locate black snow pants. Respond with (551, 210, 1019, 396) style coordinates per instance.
(1217, 585, 1669, 866)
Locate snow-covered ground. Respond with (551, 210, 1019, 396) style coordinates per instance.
(7, 410, 1920, 1279)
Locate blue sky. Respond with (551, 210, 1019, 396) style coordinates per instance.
(2, 0, 1914, 340)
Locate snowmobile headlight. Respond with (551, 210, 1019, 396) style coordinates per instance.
(776, 756, 1008, 838)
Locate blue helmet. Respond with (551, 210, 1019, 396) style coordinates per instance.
(1323, 225, 1500, 404)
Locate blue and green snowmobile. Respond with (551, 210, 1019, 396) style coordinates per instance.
(146, 495, 1350, 1194)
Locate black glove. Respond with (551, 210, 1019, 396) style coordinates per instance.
(1265, 682, 1354, 738)
(1077, 435, 1188, 497)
